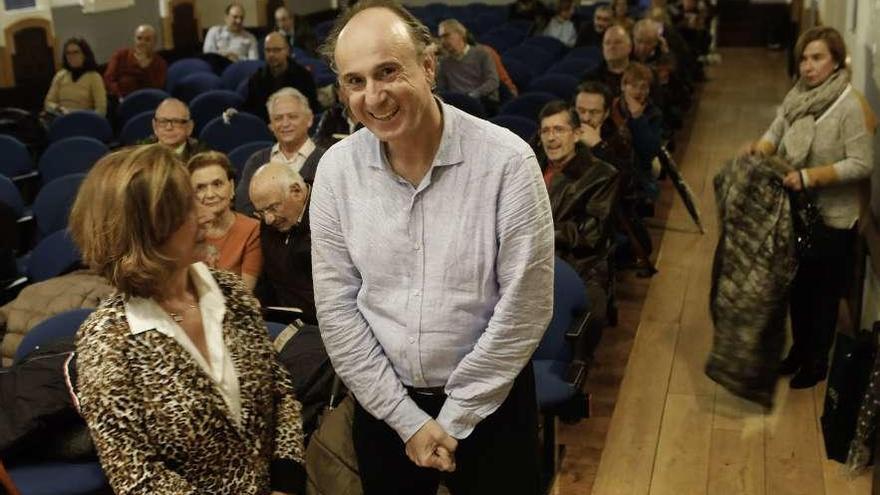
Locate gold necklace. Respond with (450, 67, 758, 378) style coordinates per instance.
(166, 301, 199, 323)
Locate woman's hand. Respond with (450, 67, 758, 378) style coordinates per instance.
(782, 170, 804, 191)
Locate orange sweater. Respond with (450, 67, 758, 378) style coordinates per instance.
(204, 213, 263, 278)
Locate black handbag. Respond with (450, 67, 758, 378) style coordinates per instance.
(820, 328, 878, 463)
(789, 190, 824, 258)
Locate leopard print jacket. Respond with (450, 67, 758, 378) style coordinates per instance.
(75, 269, 305, 495)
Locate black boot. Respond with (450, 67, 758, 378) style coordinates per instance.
(778, 353, 801, 376)
(789, 365, 828, 389)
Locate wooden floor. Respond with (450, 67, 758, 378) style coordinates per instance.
(553, 48, 873, 495)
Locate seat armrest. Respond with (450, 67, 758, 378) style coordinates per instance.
(262, 306, 304, 325)
(566, 359, 587, 389)
(565, 310, 592, 340)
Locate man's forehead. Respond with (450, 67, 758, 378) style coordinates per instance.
(270, 96, 307, 115)
(336, 9, 415, 71)
(157, 103, 188, 117)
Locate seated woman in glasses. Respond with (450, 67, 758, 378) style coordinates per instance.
(187, 151, 262, 291)
(146, 97, 208, 161)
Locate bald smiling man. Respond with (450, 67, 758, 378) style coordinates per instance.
(310, 1, 554, 493)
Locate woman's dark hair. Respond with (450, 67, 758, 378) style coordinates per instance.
(795, 26, 847, 69)
(62, 37, 99, 81)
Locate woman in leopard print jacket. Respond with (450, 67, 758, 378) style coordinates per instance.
(68, 144, 306, 495)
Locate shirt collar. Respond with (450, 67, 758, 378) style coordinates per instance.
(126, 262, 226, 336)
(271, 138, 314, 161)
(174, 141, 187, 156)
(365, 99, 464, 172)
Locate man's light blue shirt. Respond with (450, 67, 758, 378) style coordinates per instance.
(310, 102, 554, 442)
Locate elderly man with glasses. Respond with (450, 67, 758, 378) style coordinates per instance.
(144, 98, 208, 161)
(248, 161, 317, 325)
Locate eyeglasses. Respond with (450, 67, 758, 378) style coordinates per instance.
(540, 125, 574, 137)
(65, 49, 82, 56)
(154, 117, 191, 128)
(252, 201, 283, 221)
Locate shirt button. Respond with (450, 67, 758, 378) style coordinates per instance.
(409, 337, 415, 344)
(413, 244, 421, 251)
(413, 290, 421, 297)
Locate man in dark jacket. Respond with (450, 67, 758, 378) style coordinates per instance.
(249, 162, 316, 325)
(581, 24, 631, 98)
(538, 100, 619, 326)
(244, 32, 319, 122)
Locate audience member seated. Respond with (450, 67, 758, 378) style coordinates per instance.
(576, 4, 612, 47)
(244, 32, 320, 122)
(187, 151, 262, 291)
(314, 86, 362, 149)
(103, 25, 167, 100)
(203, 3, 259, 62)
(44, 37, 107, 118)
(509, 0, 550, 32)
(274, 5, 318, 57)
(582, 24, 632, 98)
(575, 81, 635, 175)
(543, 0, 577, 48)
(143, 97, 208, 161)
(575, 81, 652, 270)
(249, 162, 316, 325)
(632, 18, 686, 129)
(437, 19, 500, 113)
(611, 0, 635, 31)
(237, 87, 326, 215)
(482, 42, 520, 98)
(537, 100, 619, 325)
(610, 62, 663, 205)
(69, 145, 306, 495)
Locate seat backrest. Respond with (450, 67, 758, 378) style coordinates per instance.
(528, 74, 579, 100)
(534, 257, 589, 362)
(117, 88, 169, 126)
(439, 91, 486, 119)
(32, 173, 86, 238)
(220, 60, 265, 90)
(0, 134, 33, 179)
(190, 89, 245, 133)
(522, 35, 568, 57)
(228, 140, 273, 180)
(172, 72, 222, 103)
(14, 308, 94, 363)
(547, 57, 598, 78)
(48, 111, 113, 144)
(498, 91, 557, 122)
(166, 57, 213, 92)
(38, 137, 108, 185)
(489, 115, 538, 143)
(0, 175, 25, 218)
(504, 45, 556, 73)
(119, 110, 156, 145)
(198, 111, 273, 153)
(500, 56, 534, 92)
(565, 45, 601, 63)
(26, 229, 82, 283)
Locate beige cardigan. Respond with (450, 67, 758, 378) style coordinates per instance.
(44, 69, 107, 117)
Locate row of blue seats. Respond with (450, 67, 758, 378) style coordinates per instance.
(0, 110, 273, 182)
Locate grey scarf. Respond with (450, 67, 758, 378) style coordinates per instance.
(778, 70, 850, 168)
